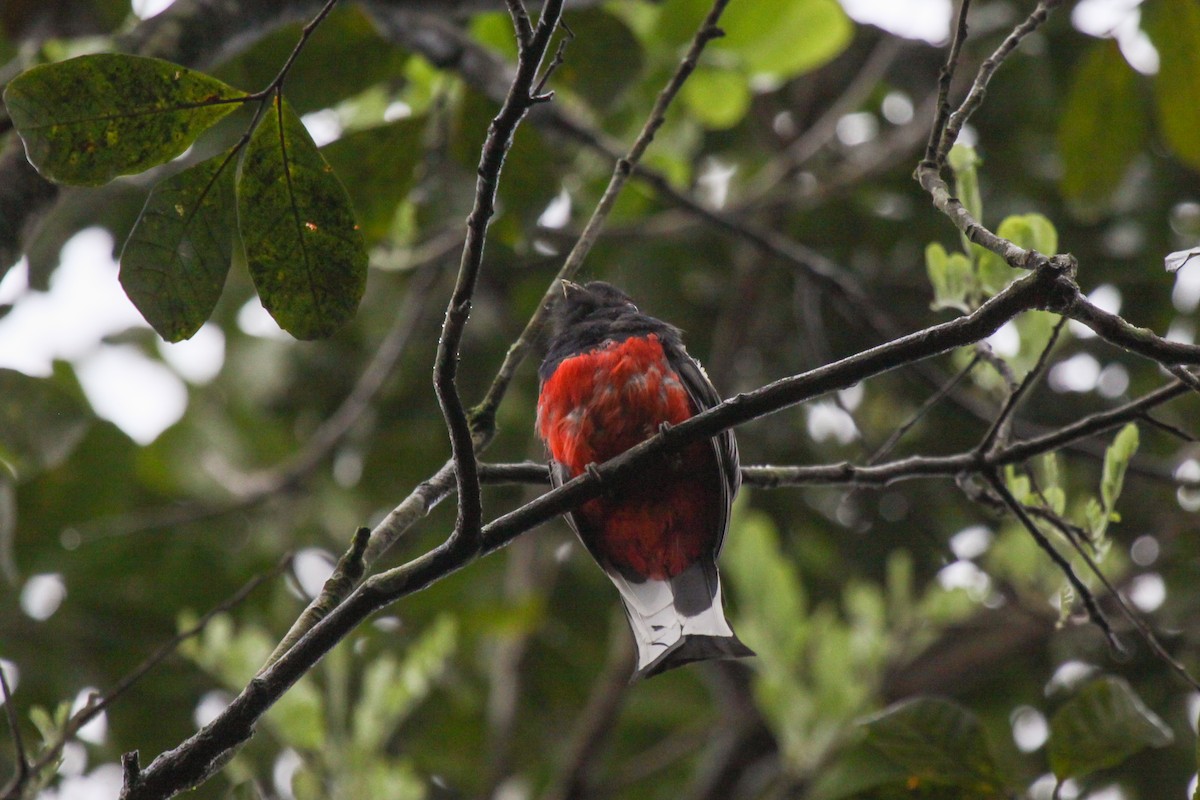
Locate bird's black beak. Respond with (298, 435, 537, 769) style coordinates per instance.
(561, 279, 584, 299)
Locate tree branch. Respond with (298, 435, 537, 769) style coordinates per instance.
(434, 0, 564, 556)
(984, 471, 1120, 649)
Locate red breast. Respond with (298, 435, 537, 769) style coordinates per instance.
(537, 333, 721, 579)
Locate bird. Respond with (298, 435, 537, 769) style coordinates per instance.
(536, 279, 754, 680)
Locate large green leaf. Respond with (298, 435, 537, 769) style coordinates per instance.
(3, 54, 244, 185)
(977, 213, 1058, 295)
(654, 0, 850, 79)
(1100, 423, 1138, 513)
(119, 153, 238, 342)
(0, 369, 90, 479)
(681, 65, 751, 130)
(860, 697, 1006, 795)
(1058, 40, 1147, 201)
(1048, 676, 1174, 780)
(237, 96, 368, 339)
(1144, 0, 1200, 170)
(716, 0, 852, 79)
(925, 242, 973, 313)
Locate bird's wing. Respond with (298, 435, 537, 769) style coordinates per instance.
(666, 345, 740, 556)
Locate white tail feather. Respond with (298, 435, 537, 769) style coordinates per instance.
(606, 558, 747, 677)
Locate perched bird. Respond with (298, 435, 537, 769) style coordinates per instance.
(536, 280, 753, 680)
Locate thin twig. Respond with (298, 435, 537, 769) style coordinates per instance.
(261, 0, 342, 96)
(1025, 504, 1200, 690)
(921, 0, 972, 168)
(937, 0, 1064, 165)
(978, 316, 1066, 454)
(1138, 412, 1196, 442)
(0, 663, 28, 798)
(869, 354, 981, 466)
(984, 472, 1120, 650)
(533, 19, 573, 99)
(435, 0, 565, 556)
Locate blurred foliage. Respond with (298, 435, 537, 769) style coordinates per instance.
(1, 1, 1200, 799)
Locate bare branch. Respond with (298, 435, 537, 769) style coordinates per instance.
(115, 248, 1200, 799)
(0, 662, 28, 798)
(1026, 505, 1200, 692)
(937, 0, 1065, 165)
(435, 0, 566, 556)
(921, 0, 972, 168)
(477, 377, 1194, 492)
(978, 316, 1066, 454)
(984, 472, 1120, 649)
(1067, 296, 1200, 366)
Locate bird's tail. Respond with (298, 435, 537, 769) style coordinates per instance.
(606, 555, 754, 681)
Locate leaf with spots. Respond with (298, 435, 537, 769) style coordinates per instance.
(119, 152, 238, 342)
(236, 95, 367, 339)
(3, 54, 244, 186)
(1048, 676, 1173, 781)
(859, 697, 1007, 796)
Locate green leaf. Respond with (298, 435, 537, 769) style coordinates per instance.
(3, 54, 244, 185)
(926, 242, 973, 313)
(119, 153, 237, 342)
(321, 118, 425, 244)
(1058, 40, 1147, 202)
(860, 697, 1007, 795)
(948, 144, 983, 224)
(1144, 0, 1200, 170)
(977, 214, 1057, 295)
(237, 96, 368, 339)
(717, 0, 853, 79)
(1048, 676, 1173, 780)
(1101, 423, 1138, 511)
(681, 66, 752, 129)
(1004, 464, 1032, 505)
(0, 369, 90, 479)
(810, 737, 910, 799)
(1084, 497, 1107, 541)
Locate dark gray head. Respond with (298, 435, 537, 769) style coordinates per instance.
(540, 280, 682, 380)
(553, 280, 639, 331)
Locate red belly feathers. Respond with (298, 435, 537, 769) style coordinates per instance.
(537, 334, 720, 579)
